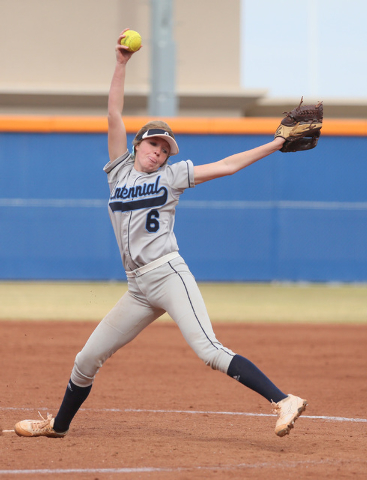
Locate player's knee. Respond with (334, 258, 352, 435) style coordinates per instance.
(200, 348, 234, 374)
(70, 351, 103, 388)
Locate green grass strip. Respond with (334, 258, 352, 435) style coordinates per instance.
(0, 281, 366, 324)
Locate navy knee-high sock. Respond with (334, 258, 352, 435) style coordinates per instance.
(53, 379, 92, 433)
(227, 355, 287, 403)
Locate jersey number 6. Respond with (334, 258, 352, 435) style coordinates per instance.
(146, 209, 160, 233)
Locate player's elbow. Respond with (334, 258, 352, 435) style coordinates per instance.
(221, 158, 240, 177)
(210, 160, 236, 180)
(108, 111, 121, 126)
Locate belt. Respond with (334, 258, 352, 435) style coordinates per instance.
(125, 252, 180, 278)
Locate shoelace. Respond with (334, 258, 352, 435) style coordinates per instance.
(271, 400, 280, 416)
(271, 400, 294, 419)
(30, 412, 54, 432)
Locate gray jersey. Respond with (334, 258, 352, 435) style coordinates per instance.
(103, 150, 195, 271)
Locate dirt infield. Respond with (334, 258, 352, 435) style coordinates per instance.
(1, 320, 367, 479)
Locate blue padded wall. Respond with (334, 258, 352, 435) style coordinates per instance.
(1, 132, 366, 281)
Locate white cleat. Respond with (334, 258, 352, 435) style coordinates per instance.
(273, 394, 307, 437)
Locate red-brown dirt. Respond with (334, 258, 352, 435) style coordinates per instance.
(1, 321, 366, 479)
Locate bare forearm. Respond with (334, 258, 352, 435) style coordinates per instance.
(194, 137, 285, 184)
(108, 62, 127, 120)
(107, 62, 128, 161)
(222, 138, 285, 174)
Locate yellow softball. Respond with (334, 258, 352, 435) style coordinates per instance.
(120, 30, 142, 52)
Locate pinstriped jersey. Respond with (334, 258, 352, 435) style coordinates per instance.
(103, 150, 195, 272)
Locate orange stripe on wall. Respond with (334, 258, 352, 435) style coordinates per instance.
(0, 115, 366, 136)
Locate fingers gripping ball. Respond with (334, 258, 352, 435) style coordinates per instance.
(120, 30, 142, 52)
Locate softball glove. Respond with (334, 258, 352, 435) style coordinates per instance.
(275, 97, 323, 153)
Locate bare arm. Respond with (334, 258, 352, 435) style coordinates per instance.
(108, 30, 139, 162)
(193, 137, 285, 185)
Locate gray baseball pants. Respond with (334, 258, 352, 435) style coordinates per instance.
(71, 255, 235, 387)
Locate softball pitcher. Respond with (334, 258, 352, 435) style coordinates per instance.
(15, 29, 307, 439)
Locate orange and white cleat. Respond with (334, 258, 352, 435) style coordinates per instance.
(14, 413, 68, 438)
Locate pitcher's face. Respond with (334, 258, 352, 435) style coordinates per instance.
(134, 138, 170, 173)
